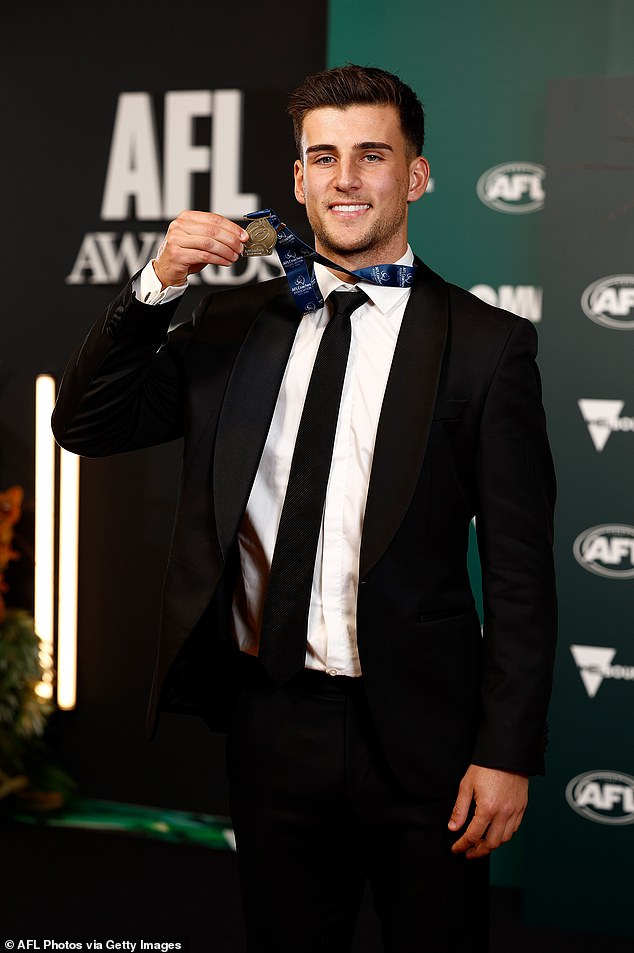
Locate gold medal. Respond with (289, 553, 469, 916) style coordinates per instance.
(242, 217, 278, 257)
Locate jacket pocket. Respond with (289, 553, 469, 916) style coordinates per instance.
(417, 607, 480, 627)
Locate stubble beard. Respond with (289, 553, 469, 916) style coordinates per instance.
(306, 201, 409, 266)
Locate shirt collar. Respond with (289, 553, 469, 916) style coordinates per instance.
(314, 246, 415, 315)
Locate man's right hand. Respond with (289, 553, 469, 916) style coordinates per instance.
(153, 211, 250, 289)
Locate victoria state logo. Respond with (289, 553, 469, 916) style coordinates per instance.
(577, 399, 634, 452)
(570, 645, 634, 698)
(581, 275, 634, 329)
(566, 771, 634, 825)
(572, 524, 634, 579)
(476, 162, 545, 213)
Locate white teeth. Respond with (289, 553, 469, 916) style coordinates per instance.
(331, 204, 370, 212)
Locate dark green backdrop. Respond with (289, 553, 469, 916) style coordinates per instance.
(327, 0, 634, 936)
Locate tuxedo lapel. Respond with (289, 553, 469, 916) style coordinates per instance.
(359, 262, 448, 577)
(213, 286, 298, 558)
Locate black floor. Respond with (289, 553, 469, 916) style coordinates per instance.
(1, 822, 632, 952)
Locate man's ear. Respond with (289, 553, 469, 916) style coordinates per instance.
(407, 156, 431, 203)
(294, 159, 306, 205)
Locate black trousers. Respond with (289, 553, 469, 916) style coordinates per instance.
(226, 663, 489, 953)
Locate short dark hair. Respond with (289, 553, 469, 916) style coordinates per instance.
(288, 64, 425, 159)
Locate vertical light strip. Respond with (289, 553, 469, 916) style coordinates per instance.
(34, 374, 56, 701)
(57, 448, 80, 710)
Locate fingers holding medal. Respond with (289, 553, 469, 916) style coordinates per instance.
(153, 210, 250, 288)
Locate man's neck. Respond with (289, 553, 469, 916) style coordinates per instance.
(324, 265, 360, 284)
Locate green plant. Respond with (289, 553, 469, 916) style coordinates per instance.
(0, 486, 73, 808)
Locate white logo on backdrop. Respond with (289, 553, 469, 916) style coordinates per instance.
(476, 162, 545, 213)
(566, 771, 634, 825)
(572, 524, 634, 579)
(581, 275, 634, 330)
(570, 645, 634, 698)
(577, 399, 634, 452)
(469, 284, 542, 322)
(66, 90, 283, 286)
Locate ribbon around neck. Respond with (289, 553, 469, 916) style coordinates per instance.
(244, 209, 417, 314)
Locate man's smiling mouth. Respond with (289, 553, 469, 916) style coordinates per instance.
(329, 203, 371, 214)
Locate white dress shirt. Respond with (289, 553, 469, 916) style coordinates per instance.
(232, 250, 414, 676)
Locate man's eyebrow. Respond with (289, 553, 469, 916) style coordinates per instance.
(305, 144, 338, 155)
(305, 141, 394, 155)
(356, 141, 393, 151)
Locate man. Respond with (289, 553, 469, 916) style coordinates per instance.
(53, 65, 557, 953)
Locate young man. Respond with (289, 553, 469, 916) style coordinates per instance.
(53, 65, 557, 953)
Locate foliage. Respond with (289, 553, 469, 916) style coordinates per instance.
(0, 485, 74, 808)
(0, 485, 23, 623)
(0, 609, 52, 739)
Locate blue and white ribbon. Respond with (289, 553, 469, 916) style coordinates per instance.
(244, 209, 417, 313)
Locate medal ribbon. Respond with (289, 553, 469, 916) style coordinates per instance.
(244, 209, 417, 313)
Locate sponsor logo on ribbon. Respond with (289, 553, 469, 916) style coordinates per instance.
(292, 275, 311, 295)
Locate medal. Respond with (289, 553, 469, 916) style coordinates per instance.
(242, 216, 278, 257)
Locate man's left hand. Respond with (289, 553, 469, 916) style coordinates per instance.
(448, 764, 529, 859)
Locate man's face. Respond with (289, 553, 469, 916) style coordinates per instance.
(293, 103, 429, 268)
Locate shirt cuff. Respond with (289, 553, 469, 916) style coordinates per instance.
(133, 261, 189, 306)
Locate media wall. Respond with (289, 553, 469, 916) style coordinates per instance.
(326, 0, 634, 935)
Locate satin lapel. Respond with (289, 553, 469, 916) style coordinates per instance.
(359, 261, 449, 577)
(213, 286, 299, 558)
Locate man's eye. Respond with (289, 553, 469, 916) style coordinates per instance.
(364, 154, 382, 162)
(315, 155, 335, 164)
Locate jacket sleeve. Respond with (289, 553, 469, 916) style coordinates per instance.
(472, 317, 557, 775)
(52, 278, 198, 457)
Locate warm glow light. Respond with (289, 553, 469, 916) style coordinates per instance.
(57, 448, 80, 710)
(35, 375, 56, 701)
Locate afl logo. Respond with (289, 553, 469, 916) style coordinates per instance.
(581, 275, 634, 329)
(566, 771, 634, 825)
(572, 525, 634, 579)
(476, 162, 545, 213)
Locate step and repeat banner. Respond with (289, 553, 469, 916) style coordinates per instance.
(3, 0, 633, 940)
(326, 0, 634, 938)
(526, 75, 634, 939)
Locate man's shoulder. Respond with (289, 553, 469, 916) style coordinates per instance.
(448, 281, 525, 327)
(414, 257, 535, 343)
(181, 276, 292, 351)
(194, 275, 289, 327)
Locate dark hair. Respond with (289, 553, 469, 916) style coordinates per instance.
(288, 64, 425, 158)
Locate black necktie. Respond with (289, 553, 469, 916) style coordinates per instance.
(258, 288, 369, 685)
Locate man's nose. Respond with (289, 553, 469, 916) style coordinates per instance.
(333, 157, 362, 191)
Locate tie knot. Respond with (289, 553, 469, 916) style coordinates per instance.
(327, 288, 369, 323)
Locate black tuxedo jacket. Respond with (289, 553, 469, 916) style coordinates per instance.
(53, 259, 557, 798)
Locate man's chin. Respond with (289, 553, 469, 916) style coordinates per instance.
(314, 232, 376, 261)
